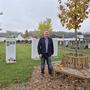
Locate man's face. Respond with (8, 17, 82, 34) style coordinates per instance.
(43, 30, 49, 38)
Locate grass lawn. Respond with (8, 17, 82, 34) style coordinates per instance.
(0, 43, 40, 87)
(0, 42, 90, 87)
(0, 42, 60, 87)
(58, 46, 90, 61)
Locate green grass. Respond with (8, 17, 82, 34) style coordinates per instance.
(0, 42, 90, 87)
(0, 43, 40, 87)
(58, 46, 90, 61)
(0, 42, 60, 87)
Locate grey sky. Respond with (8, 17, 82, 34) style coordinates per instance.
(0, 0, 90, 33)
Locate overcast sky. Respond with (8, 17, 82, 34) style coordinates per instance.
(0, 0, 90, 33)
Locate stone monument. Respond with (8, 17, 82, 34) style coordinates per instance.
(6, 38, 16, 63)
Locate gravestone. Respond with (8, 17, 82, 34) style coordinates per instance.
(88, 43, 90, 48)
(6, 38, 16, 63)
(52, 38, 59, 56)
(31, 38, 59, 59)
(31, 38, 39, 59)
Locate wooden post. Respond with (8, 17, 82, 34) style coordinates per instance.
(61, 53, 89, 70)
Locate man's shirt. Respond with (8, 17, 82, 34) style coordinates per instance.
(45, 38, 48, 53)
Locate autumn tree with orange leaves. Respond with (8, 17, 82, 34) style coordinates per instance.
(58, 0, 90, 54)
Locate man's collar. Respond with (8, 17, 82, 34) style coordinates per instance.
(43, 37, 49, 39)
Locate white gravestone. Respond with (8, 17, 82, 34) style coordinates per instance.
(53, 38, 59, 56)
(31, 38, 39, 59)
(6, 38, 16, 63)
(31, 38, 58, 59)
(88, 43, 90, 48)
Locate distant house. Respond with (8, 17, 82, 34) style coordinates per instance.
(0, 33, 6, 42)
(57, 32, 84, 46)
(58, 37, 76, 46)
(83, 34, 90, 47)
(16, 34, 24, 41)
(84, 34, 90, 41)
(6, 31, 22, 38)
(77, 32, 84, 41)
(23, 36, 33, 44)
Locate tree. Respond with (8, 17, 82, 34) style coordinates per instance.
(58, 0, 90, 54)
(37, 18, 53, 37)
(24, 30, 29, 38)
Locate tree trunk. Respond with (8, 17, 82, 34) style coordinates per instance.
(75, 28, 78, 55)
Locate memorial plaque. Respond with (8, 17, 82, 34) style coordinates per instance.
(6, 38, 16, 63)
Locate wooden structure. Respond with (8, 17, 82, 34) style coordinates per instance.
(61, 53, 89, 69)
(54, 53, 90, 90)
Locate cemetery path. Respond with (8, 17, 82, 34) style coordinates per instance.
(1, 65, 90, 90)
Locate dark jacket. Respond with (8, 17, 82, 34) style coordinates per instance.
(37, 37, 54, 57)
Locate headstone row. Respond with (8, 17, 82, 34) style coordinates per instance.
(5, 37, 59, 63)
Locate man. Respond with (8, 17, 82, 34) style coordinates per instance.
(37, 30, 54, 76)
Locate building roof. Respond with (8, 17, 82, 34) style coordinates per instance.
(84, 34, 90, 40)
(16, 34, 24, 41)
(0, 33, 6, 37)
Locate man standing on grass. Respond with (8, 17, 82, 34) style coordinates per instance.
(37, 30, 54, 76)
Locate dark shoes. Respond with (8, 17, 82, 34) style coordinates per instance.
(41, 71, 44, 77)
